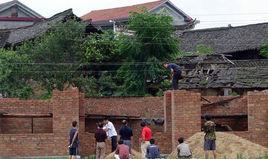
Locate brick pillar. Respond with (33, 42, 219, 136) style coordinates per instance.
(247, 91, 268, 147)
(171, 90, 201, 149)
(162, 91, 173, 152)
(52, 88, 80, 134)
(51, 88, 80, 155)
(164, 91, 172, 132)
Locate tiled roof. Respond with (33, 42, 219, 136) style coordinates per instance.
(81, 0, 166, 22)
(178, 22, 268, 54)
(6, 9, 74, 45)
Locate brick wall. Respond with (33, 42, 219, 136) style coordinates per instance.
(81, 96, 169, 154)
(201, 96, 247, 116)
(0, 89, 267, 157)
(201, 96, 248, 131)
(171, 90, 201, 149)
(247, 91, 268, 147)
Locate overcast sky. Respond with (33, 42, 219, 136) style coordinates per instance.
(1, 0, 268, 29)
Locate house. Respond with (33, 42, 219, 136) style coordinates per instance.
(0, 9, 100, 47)
(81, 0, 197, 30)
(178, 22, 268, 60)
(176, 23, 268, 95)
(0, 0, 44, 29)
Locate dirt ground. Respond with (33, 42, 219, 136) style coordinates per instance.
(168, 132, 268, 159)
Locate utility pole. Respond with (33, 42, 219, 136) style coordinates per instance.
(109, 20, 116, 33)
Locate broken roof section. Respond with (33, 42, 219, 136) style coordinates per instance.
(6, 9, 75, 45)
(178, 22, 268, 54)
(177, 55, 268, 89)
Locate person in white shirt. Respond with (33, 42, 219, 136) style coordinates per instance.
(103, 117, 118, 152)
(177, 137, 192, 159)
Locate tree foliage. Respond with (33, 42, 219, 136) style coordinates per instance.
(2, 11, 180, 98)
(195, 44, 213, 55)
(117, 11, 179, 96)
(17, 20, 86, 91)
(260, 43, 268, 58)
(0, 49, 32, 98)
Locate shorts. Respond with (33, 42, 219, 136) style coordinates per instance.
(204, 139, 216, 151)
(69, 147, 78, 155)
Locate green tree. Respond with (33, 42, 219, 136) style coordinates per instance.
(16, 21, 120, 97)
(117, 11, 180, 96)
(260, 43, 268, 58)
(17, 20, 87, 91)
(0, 49, 32, 98)
(195, 44, 213, 55)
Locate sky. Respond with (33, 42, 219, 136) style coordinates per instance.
(1, 0, 268, 29)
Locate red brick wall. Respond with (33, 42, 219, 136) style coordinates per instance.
(171, 90, 201, 149)
(247, 91, 268, 147)
(0, 134, 66, 157)
(0, 99, 52, 114)
(201, 96, 247, 116)
(0, 89, 267, 157)
(201, 96, 248, 131)
(0, 118, 53, 134)
(83, 97, 163, 117)
(81, 96, 169, 154)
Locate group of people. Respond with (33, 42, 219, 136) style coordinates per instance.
(94, 118, 161, 159)
(68, 115, 217, 159)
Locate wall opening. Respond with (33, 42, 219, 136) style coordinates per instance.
(201, 115, 248, 131)
(0, 113, 53, 134)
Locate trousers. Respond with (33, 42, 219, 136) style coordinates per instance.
(96, 142, 106, 159)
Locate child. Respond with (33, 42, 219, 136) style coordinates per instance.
(115, 139, 129, 159)
(177, 137, 192, 159)
(146, 139, 160, 159)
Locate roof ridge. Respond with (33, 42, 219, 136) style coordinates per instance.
(184, 21, 268, 33)
(87, 0, 163, 13)
(0, 0, 44, 18)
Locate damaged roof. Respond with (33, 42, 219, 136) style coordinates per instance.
(6, 9, 75, 45)
(177, 55, 268, 89)
(178, 22, 268, 54)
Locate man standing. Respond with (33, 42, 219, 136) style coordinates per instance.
(140, 121, 152, 159)
(164, 63, 182, 90)
(103, 117, 118, 152)
(95, 122, 107, 159)
(68, 121, 79, 159)
(203, 115, 217, 159)
(119, 120, 133, 153)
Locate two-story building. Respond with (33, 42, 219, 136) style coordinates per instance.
(81, 0, 197, 31)
(0, 0, 44, 29)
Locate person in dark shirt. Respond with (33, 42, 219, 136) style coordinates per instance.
(95, 122, 107, 159)
(146, 139, 160, 159)
(164, 63, 182, 90)
(69, 121, 79, 159)
(119, 120, 133, 153)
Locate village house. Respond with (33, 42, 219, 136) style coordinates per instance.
(0, 9, 100, 48)
(177, 22, 268, 95)
(0, 0, 44, 29)
(81, 0, 197, 31)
